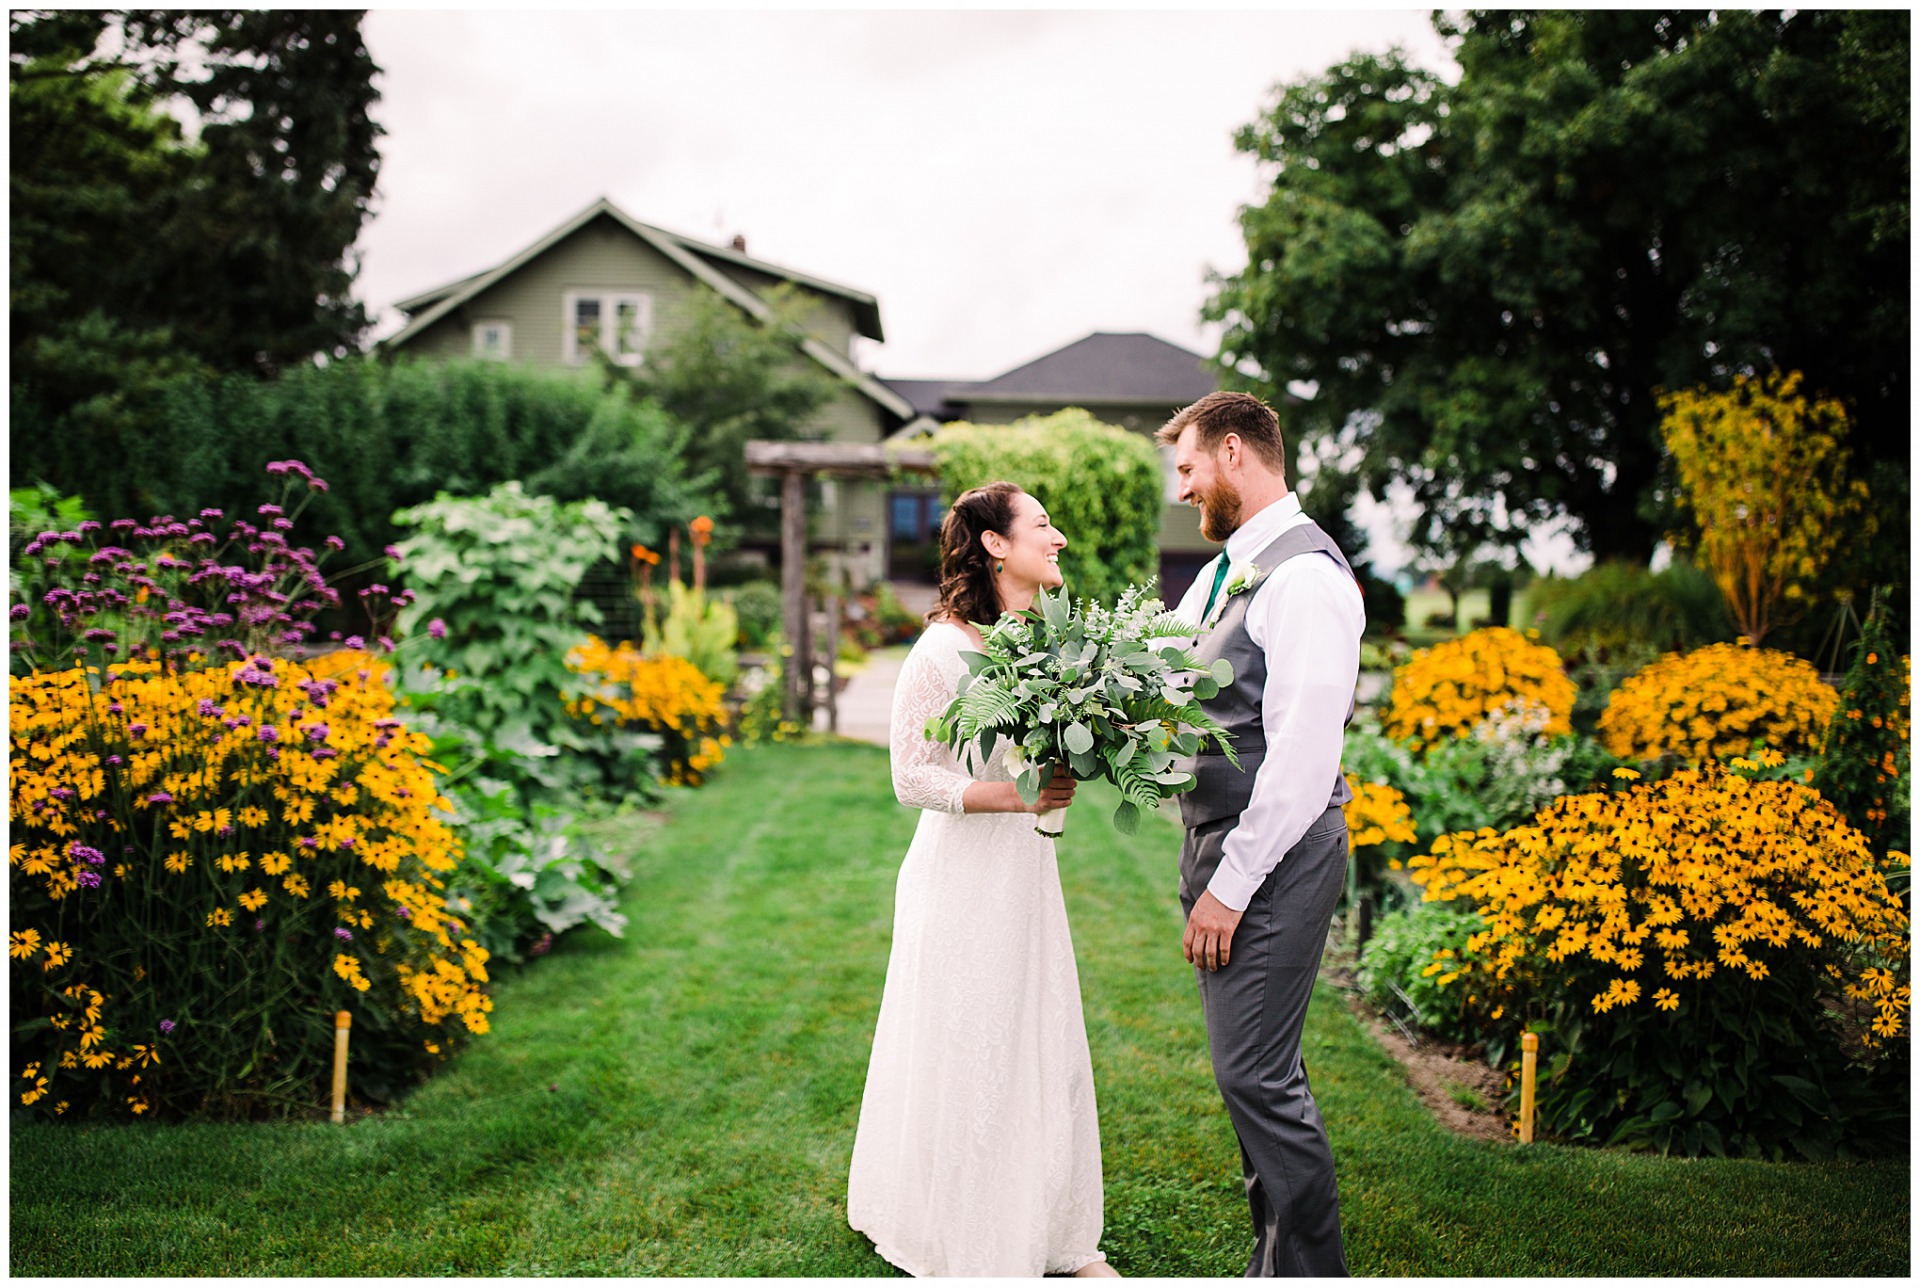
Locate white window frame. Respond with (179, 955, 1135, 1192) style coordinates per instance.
(563, 289, 653, 367)
(471, 319, 513, 361)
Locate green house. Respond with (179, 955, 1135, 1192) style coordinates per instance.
(381, 196, 916, 588)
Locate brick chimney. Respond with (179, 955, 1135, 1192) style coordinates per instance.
(730, 234, 747, 254)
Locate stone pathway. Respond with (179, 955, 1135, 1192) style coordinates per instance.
(826, 649, 905, 747)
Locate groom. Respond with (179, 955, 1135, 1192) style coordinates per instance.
(1158, 391, 1362, 1277)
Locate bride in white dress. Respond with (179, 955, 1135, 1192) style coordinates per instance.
(848, 481, 1119, 1278)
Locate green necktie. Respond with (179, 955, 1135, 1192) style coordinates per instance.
(1199, 554, 1231, 624)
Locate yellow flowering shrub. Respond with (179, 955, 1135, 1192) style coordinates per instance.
(1382, 627, 1576, 752)
(1408, 757, 1909, 1158)
(9, 652, 492, 1119)
(564, 636, 730, 785)
(1597, 641, 1839, 763)
(1343, 774, 1417, 851)
(1659, 370, 1871, 646)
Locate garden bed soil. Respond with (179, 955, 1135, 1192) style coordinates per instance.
(1319, 941, 1512, 1146)
(1343, 993, 1513, 1145)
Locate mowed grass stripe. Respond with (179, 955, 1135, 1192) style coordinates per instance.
(9, 741, 1909, 1275)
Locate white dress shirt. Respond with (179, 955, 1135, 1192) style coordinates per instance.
(1170, 493, 1364, 912)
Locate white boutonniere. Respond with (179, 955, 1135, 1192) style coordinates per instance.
(1203, 560, 1262, 628)
(1223, 561, 1261, 598)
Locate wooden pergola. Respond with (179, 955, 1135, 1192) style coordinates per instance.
(745, 441, 936, 726)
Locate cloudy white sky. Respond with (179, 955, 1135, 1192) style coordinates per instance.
(354, 6, 1586, 574)
(356, 6, 1455, 380)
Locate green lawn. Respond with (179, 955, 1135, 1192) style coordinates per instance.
(10, 742, 1908, 1275)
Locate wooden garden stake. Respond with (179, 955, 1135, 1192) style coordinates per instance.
(1519, 1031, 1538, 1144)
(331, 1010, 351, 1124)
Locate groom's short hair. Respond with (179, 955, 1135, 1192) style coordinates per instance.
(1157, 391, 1288, 473)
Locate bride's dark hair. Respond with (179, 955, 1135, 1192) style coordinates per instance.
(931, 481, 1022, 628)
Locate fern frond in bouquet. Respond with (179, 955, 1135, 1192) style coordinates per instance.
(925, 583, 1239, 836)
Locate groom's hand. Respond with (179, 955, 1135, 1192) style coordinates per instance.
(1184, 890, 1244, 972)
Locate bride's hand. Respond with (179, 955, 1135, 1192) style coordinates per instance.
(1034, 766, 1076, 813)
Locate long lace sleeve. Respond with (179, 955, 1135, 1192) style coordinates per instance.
(890, 629, 973, 814)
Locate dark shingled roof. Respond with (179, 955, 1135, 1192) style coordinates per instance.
(876, 378, 962, 420)
(962, 332, 1218, 404)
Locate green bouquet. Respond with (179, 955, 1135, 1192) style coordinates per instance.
(926, 584, 1240, 836)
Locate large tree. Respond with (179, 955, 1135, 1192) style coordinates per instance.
(11, 10, 383, 391)
(1206, 10, 1908, 568)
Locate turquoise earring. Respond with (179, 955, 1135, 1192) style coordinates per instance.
(996, 560, 1004, 573)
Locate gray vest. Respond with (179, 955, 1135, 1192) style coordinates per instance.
(1178, 519, 1360, 830)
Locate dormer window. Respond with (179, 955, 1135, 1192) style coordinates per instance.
(471, 319, 512, 360)
(564, 290, 652, 366)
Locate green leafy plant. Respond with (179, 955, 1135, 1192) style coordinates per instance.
(390, 483, 645, 806)
(642, 579, 739, 689)
(927, 584, 1236, 836)
(727, 581, 783, 651)
(1355, 901, 1488, 1045)
(9, 483, 92, 565)
(437, 771, 629, 964)
(1342, 709, 1622, 847)
(1524, 560, 1735, 663)
(930, 409, 1163, 609)
(1812, 591, 1911, 862)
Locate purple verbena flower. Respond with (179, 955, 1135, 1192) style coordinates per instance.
(146, 791, 173, 805)
(427, 618, 447, 640)
(257, 726, 279, 743)
(334, 927, 353, 941)
(160, 1019, 175, 1034)
(344, 635, 364, 649)
(75, 869, 102, 889)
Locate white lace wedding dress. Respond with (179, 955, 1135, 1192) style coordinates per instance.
(847, 621, 1107, 1277)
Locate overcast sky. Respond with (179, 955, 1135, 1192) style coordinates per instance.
(356, 7, 1455, 380)
(353, 7, 1593, 575)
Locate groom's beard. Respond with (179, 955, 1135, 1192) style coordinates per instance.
(1196, 477, 1244, 544)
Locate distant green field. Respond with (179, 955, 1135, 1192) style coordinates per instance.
(1398, 587, 1518, 644)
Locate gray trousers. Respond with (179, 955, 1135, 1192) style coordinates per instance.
(1180, 805, 1350, 1278)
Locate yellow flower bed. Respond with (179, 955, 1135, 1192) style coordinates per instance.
(1597, 641, 1838, 763)
(1407, 757, 1909, 1043)
(1343, 774, 1417, 850)
(9, 652, 491, 1118)
(564, 635, 730, 785)
(1383, 627, 1576, 752)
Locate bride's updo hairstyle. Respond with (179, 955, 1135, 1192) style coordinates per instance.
(931, 481, 1022, 628)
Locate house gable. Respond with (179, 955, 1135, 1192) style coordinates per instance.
(383, 197, 910, 423)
